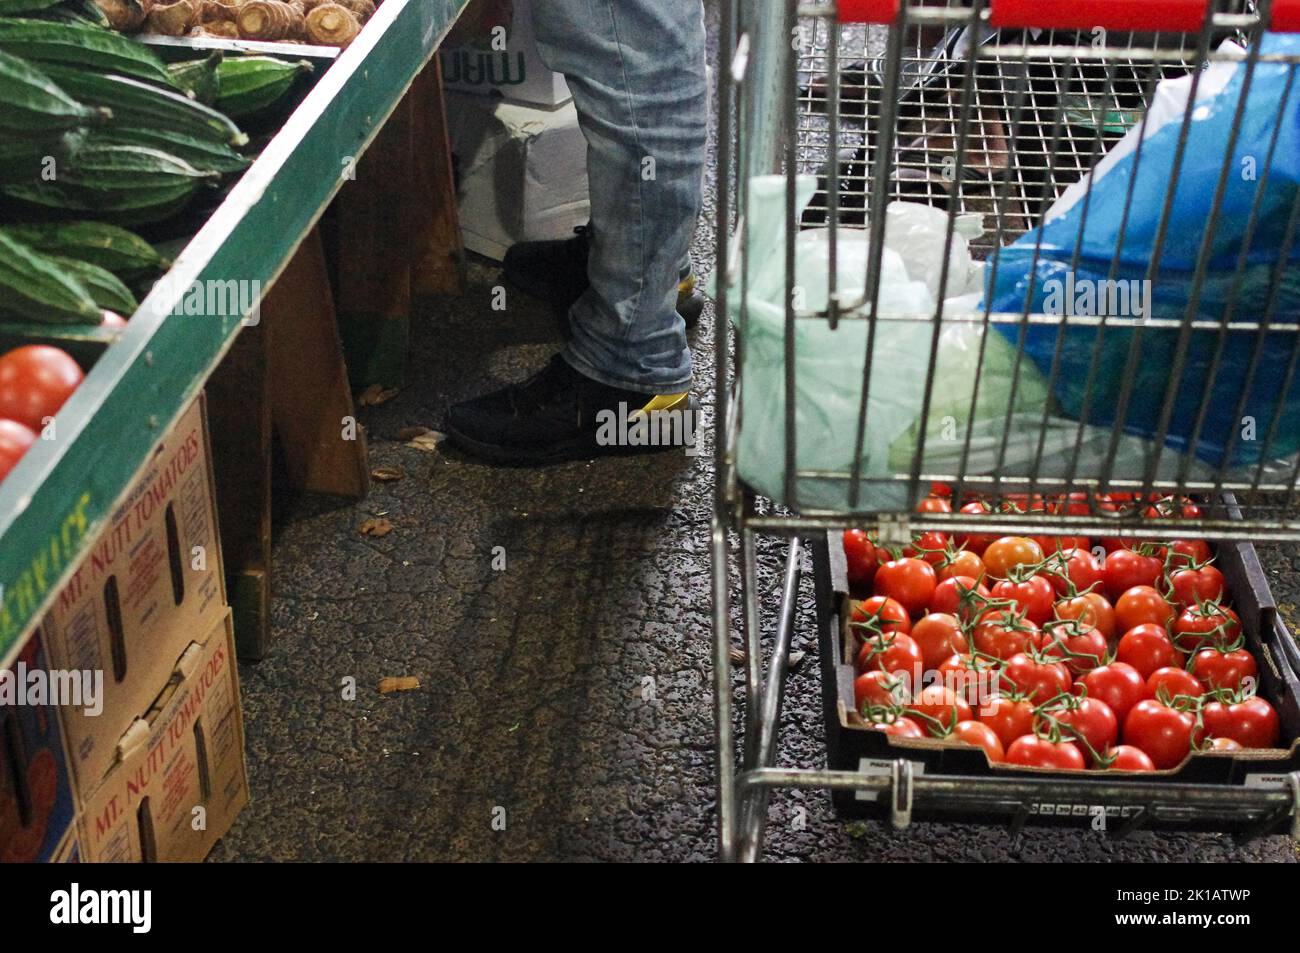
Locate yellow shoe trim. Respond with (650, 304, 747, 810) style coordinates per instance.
(677, 274, 696, 298)
(635, 393, 691, 415)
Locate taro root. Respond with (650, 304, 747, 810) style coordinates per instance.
(192, 20, 238, 37)
(91, 0, 148, 31)
(304, 2, 359, 46)
(305, 0, 372, 21)
(145, 0, 195, 35)
(236, 0, 303, 41)
(198, 0, 235, 22)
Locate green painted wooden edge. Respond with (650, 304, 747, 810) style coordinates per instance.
(0, 0, 468, 667)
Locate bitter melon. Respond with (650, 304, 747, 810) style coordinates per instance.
(0, 49, 110, 138)
(0, 0, 64, 15)
(0, 128, 85, 185)
(46, 254, 138, 314)
(215, 55, 312, 119)
(39, 65, 248, 147)
(0, 231, 102, 325)
(168, 51, 222, 106)
(0, 18, 179, 89)
(0, 220, 169, 275)
(89, 127, 251, 175)
(4, 143, 218, 225)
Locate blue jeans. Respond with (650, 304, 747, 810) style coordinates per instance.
(532, 0, 707, 394)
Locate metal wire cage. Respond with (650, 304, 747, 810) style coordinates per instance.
(710, 0, 1300, 860)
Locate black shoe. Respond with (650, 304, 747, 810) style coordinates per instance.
(502, 225, 705, 328)
(445, 354, 701, 465)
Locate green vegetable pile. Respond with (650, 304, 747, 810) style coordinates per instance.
(0, 10, 313, 324)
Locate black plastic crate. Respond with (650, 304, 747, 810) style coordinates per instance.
(812, 527, 1300, 834)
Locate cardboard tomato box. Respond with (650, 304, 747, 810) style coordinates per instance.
(51, 822, 80, 862)
(40, 393, 227, 797)
(814, 529, 1300, 831)
(79, 611, 246, 863)
(0, 631, 78, 863)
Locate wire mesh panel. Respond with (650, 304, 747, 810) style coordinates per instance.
(720, 0, 1300, 540)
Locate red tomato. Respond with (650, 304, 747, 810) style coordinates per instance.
(842, 529, 879, 589)
(1190, 647, 1257, 693)
(1045, 548, 1105, 597)
(1054, 592, 1116, 640)
(936, 549, 987, 583)
(1204, 736, 1243, 752)
(857, 632, 924, 683)
(1123, 699, 1201, 769)
(916, 495, 952, 515)
(983, 536, 1044, 580)
(1005, 735, 1086, 769)
(1103, 548, 1163, 601)
(930, 576, 989, 623)
(1201, 696, 1279, 749)
(1160, 538, 1213, 567)
(0, 345, 84, 431)
(937, 653, 998, 707)
(1116, 623, 1179, 679)
(928, 482, 953, 498)
(0, 418, 37, 483)
(1114, 585, 1175, 633)
(850, 596, 911, 639)
(972, 611, 1041, 661)
(990, 574, 1056, 626)
(1146, 666, 1205, 701)
(1104, 744, 1157, 771)
(909, 613, 966, 671)
(1079, 662, 1150, 726)
(955, 501, 998, 556)
(1001, 652, 1072, 703)
(949, 720, 1005, 762)
(978, 695, 1037, 748)
(1164, 564, 1224, 607)
(906, 684, 973, 729)
(854, 670, 907, 713)
(1171, 603, 1241, 655)
(867, 715, 925, 739)
(873, 557, 937, 618)
(1042, 696, 1118, 763)
(1144, 496, 1201, 519)
(1040, 621, 1108, 676)
(903, 530, 951, 567)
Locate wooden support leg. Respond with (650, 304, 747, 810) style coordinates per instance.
(331, 58, 464, 387)
(208, 325, 272, 661)
(211, 226, 369, 659)
(412, 58, 465, 297)
(264, 228, 371, 499)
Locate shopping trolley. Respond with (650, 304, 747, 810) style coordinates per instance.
(711, 0, 1300, 861)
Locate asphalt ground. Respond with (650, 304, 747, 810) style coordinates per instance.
(210, 4, 1300, 862)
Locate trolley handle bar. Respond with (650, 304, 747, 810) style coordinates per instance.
(838, 0, 1300, 32)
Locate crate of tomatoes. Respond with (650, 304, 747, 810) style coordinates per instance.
(815, 490, 1300, 832)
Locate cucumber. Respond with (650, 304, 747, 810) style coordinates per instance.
(0, 220, 169, 274)
(0, 18, 179, 89)
(4, 143, 217, 225)
(215, 55, 312, 119)
(0, 49, 110, 138)
(0, 230, 101, 325)
(39, 65, 248, 147)
(168, 51, 223, 106)
(46, 254, 137, 313)
(89, 127, 251, 175)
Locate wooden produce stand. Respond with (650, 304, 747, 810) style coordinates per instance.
(0, 0, 470, 668)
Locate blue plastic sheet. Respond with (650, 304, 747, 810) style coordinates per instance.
(983, 35, 1300, 469)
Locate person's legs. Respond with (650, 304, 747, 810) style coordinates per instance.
(445, 0, 708, 463)
(530, 0, 707, 393)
